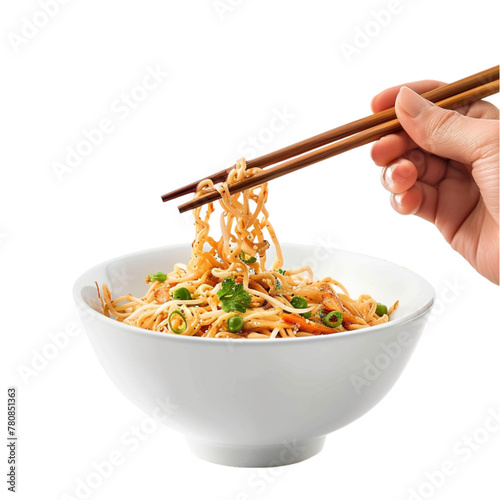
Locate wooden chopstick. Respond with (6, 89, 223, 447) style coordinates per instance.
(178, 78, 499, 213)
(161, 65, 499, 203)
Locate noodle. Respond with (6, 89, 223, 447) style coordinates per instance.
(98, 159, 398, 339)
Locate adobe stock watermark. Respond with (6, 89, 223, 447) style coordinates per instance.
(406, 405, 500, 500)
(16, 302, 101, 385)
(339, 0, 416, 64)
(17, 320, 83, 385)
(348, 275, 466, 395)
(7, 0, 72, 54)
(427, 276, 466, 324)
(233, 438, 308, 499)
(16, 266, 136, 384)
(60, 396, 178, 500)
(237, 106, 295, 160)
(106, 266, 135, 296)
(51, 64, 168, 182)
(298, 233, 342, 275)
(212, 0, 245, 21)
(349, 328, 415, 395)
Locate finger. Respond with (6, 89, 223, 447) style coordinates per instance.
(371, 132, 418, 166)
(371, 80, 445, 113)
(402, 149, 448, 186)
(390, 182, 438, 223)
(430, 99, 500, 120)
(463, 100, 500, 120)
(381, 159, 418, 194)
(395, 86, 497, 165)
(434, 175, 481, 243)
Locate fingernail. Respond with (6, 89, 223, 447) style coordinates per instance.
(384, 166, 393, 185)
(396, 86, 431, 118)
(394, 193, 403, 207)
(397, 162, 413, 178)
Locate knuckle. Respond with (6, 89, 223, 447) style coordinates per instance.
(408, 149, 425, 166)
(422, 109, 461, 152)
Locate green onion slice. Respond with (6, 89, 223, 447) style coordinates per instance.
(240, 251, 257, 264)
(323, 311, 343, 328)
(148, 272, 167, 283)
(168, 309, 187, 334)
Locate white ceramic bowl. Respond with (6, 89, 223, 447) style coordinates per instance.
(73, 244, 434, 467)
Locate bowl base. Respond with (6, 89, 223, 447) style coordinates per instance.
(185, 436, 326, 467)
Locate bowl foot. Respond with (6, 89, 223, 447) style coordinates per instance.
(185, 436, 326, 467)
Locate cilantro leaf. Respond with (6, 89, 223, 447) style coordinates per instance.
(217, 277, 252, 313)
(218, 277, 234, 297)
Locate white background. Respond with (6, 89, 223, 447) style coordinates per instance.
(1, 1, 499, 499)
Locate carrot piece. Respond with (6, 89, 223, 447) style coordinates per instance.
(280, 313, 340, 335)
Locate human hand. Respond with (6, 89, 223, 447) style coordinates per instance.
(371, 81, 499, 284)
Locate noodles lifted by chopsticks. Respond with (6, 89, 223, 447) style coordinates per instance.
(98, 159, 398, 339)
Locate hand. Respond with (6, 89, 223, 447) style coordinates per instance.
(371, 81, 499, 285)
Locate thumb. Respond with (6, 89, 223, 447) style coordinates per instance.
(395, 86, 492, 165)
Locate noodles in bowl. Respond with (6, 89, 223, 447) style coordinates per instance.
(97, 159, 397, 339)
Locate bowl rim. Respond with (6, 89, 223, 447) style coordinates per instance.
(73, 242, 435, 345)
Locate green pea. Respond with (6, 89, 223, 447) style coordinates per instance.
(227, 315, 244, 333)
(375, 303, 388, 316)
(173, 287, 192, 300)
(291, 295, 311, 319)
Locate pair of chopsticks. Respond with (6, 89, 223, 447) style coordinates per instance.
(162, 66, 499, 213)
